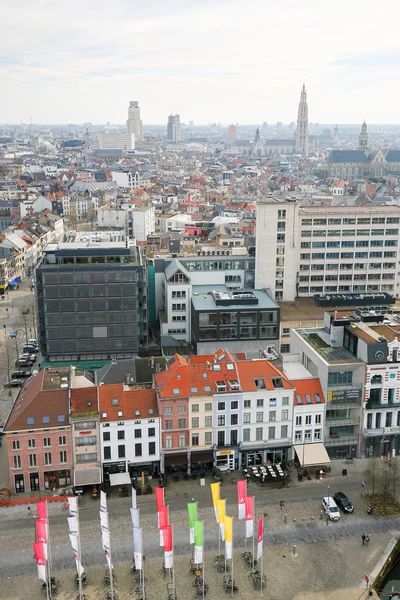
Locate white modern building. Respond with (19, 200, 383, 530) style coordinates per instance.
(126, 101, 143, 140)
(111, 170, 141, 190)
(99, 133, 135, 151)
(255, 198, 400, 302)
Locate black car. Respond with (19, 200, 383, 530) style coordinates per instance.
(333, 492, 354, 513)
(11, 370, 32, 379)
(16, 359, 32, 367)
(23, 345, 38, 354)
(5, 379, 23, 388)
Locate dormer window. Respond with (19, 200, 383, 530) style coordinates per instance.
(228, 380, 240, 391)
(254, 378, 266, 390)
(216, 381, 226, 393)
(226, 363, 234, 371)
(117, 410, 123, 417)
(135, 410, 140, 416)
(213, 364, 221, 372)
(148, 408, 154, 415)
(111, 398, 120, 406)
(271, 377, 283, 389)
(173, 388, 180, 395)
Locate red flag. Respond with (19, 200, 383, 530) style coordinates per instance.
(162, 524, 173, 569)
(36, 520, 47, 543)
(155, 487, 164, 511)
(37, 500, 48, 521)
(245, 496, 254, 538)
(257, 516, 263, 559)
(159, 505, 169, 547)
(33, 541, 46, 581)
(237, 480, 247, 520)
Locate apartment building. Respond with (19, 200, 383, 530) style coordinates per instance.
(291, 378, 326, 446)
(256, 198, 400, 302)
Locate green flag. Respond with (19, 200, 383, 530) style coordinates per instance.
(194, 520, 203, 564)
(188, 502, 197, 544)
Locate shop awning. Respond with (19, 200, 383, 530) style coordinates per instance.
(109, 472, 131, 486)
(294, 443, 331, 467)
(74, 467, 101, 487)
(191, 450, 214, 463)
(8, 277, 20, 286)
(165, 453, 188, 466)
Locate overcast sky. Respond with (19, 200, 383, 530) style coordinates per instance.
(1, 0, 400, 125)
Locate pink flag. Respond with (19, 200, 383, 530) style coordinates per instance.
(257, 516, 263, 559)
(33, 541, 46, 582)
(237, 480, 247, 520)
(36, 520, 48, 559)
(155, 487, 165, 511)
(245, 496, 254, 538)
(162, 524, 173, 569)
(159, 505, 169, 547)
(37, 500, 48, 521)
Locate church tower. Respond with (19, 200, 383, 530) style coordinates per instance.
(295, 84, 309, 155)
(359, 121, 368, 152)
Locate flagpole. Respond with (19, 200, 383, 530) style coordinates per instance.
(252, 496, 255, 571)
(77, 498, 83, 600)
(46, 502, 53, 600)
(141, 528, 145, 600)
(202, 521, 205, 600)
(231, 554, 234, 598)
(260, 552, 263, 596)
(45, 553, 50, 600)
(172, 524, 175, 599)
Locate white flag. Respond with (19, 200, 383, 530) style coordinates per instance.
(68, 516, 78, 535)
(130, 508, 140, 528)
(69, 534, 79, 552)
(100, 510, 109, 531)
(133, 527, 143, 570)
(132, 487, 137, 509)
(102, 529, 110, 552)
(100, 490, 107, 513)
(68, 496, 78, 516)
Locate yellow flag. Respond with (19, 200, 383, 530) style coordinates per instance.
(217, 499, 226, 541)
(210, 482, 220, 522)
(224, 515, 233, 543)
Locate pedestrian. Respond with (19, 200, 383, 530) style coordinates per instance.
(362, 533, 366, 545)
(326, 513, 329, 525)
(366, 535, 370, 545)
(195, 568, 201, 584)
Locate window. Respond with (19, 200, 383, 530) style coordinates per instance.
(190, 387, 198, 394)
(133, 429, 141, 439)
(256, 427, 263, 441)
(102, 412, 107, 418)
(295, 416, 302, 426)
(12, 440, 20, 451)
(231, 401, 238, 410)
(205, 432, 212, 444)
(257, 399, 264, 407)
(192, 404, 199, 412)
(218, 402, 225, 411)
(28, 439, 35, 448)
(104, 446, 111, 460)
(282, 397, 289, 405)
(315, 414, 321, 424)
(244, 413, 251, 424)
(165, 420, 172, 430)
(305, 415, 312, 425)
(205, 416, 212, 427)
(231, 414, 238, 425)
(268, 427, 275, 440)
(192, 417, 199, 428)
(148, 441, 156, 455)
(314, 429, 321, 441)
(242, 428, 250, 442)
(165, 406, 173, 415)
(165, 436, 172, 449)
(103, 431, 110, 441)
(282, 328, 290, 336)
(13, 455, 21, 468)
(57, 414, 65, 423)
(191, 433, 199, 446)
(218, 415, 225, 426)
(27, 417, 34, 426)
(44, 452, 52, 466)
(118, 445, 126, 458)
(43, 437, 51, 447)
(178, 435, 186, 448)
(149, 427, 155, 437)
(295, 430, 302, 442)
(42, 416, 50, 424)
(281, 425, 288, 438)
(29, 454, 37, 467)
(269, 411, 276, 422)
(256, 412, 263, 422)
(178, 405, 186, 414)
(134, 443, 142, 457)
(328, 372, 352, 386)
(304, 430, 312, 441)
(59, 436, 66, 446)
(282, 410, 289, 421)
(178, 418, 186, 429)
(386, 412, 393, 427)
(172, 388, 180, 395)
(118, 430, 125, 440)
(205, 403, 212, 411)
(60, 450, 67, 464)
(244, 400, 251, 408)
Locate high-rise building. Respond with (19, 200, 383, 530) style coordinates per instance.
(359, 121, 368, 151)
(295, 84, 309, 155)
(126, 100, 143, 140)
(228, 124, 237, 139)
(167, 114, 181, 142)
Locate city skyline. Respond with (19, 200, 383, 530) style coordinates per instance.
(2, 0, 400, 125)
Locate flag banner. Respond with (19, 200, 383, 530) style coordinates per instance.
(159, 505, 169, 547)
(76, 561, 85, 576)
(100, 510, 109, 532)
(132, 487, 137, 509)
(237, 480, 247, 520)
(68, 496, 78, 516)
(194, 520, 203, 564)
(68, 515, 79, 535)
(36, 520, 48, 559)
(210, 482, 220, 523)
(37, 500, 48, 522)
(162, 524, 173, 569)
(225, 515, 233, 559)
(133, 526, 143, 570)
(130, 508, 140, 529)
(105, 550, 112, 571)
(155, 486, 164, 511)
(69, 534, 79, 553)
(245, 496, 254, 538)
(102, 529, 110, 552)
(100, 490, 107, 513)
(33, 541, 46, 582)
(187, 502, 197, 544)
(217, 499, 226, 541)
(257, 516, 263, 559)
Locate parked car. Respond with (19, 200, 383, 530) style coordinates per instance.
(16, 358, 33, 367)
(333, 492, 354, 513)
(28, 339, 38, 346)
(20, 354, 35, 363)
(23, 345, 38, 354)
(5, 379, 23, 388)
(322, 497, 341, 521)
(10, 330, 18, 338)
(11, 370, 32, 379)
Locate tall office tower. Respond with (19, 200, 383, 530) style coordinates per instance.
(126, 101, 143, 140)
(167, 114, 181, 141)
(295, 84, 309, 155)
(228, 124, 237, 139)
(359, 121, 369, 152)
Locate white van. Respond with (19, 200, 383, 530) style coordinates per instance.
(322, 496, 340, 521)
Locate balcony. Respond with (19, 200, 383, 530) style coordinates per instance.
(326, 417, 360, 427)
(366, 401, 400, 410)
(326, 435, 360, 446)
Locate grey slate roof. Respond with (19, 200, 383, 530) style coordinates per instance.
(164, 258, 191, 282)
(326, 150, 370, 164)
(385, 150, 400, 162)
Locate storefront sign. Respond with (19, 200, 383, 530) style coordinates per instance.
(218, 450, 233, 456)
(79, 431, 92, 435)
(327, 389, 362, 402)
(384, 427, 400, 435)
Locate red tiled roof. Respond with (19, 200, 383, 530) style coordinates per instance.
(70, 387, 98, 414)
(98, 384, 158, 421)
(291, 379, 325, 406)
(236, 360, 294, 393)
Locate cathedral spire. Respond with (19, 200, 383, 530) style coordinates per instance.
(359, 120, 368, 151)
(295, 84, 309, 155)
